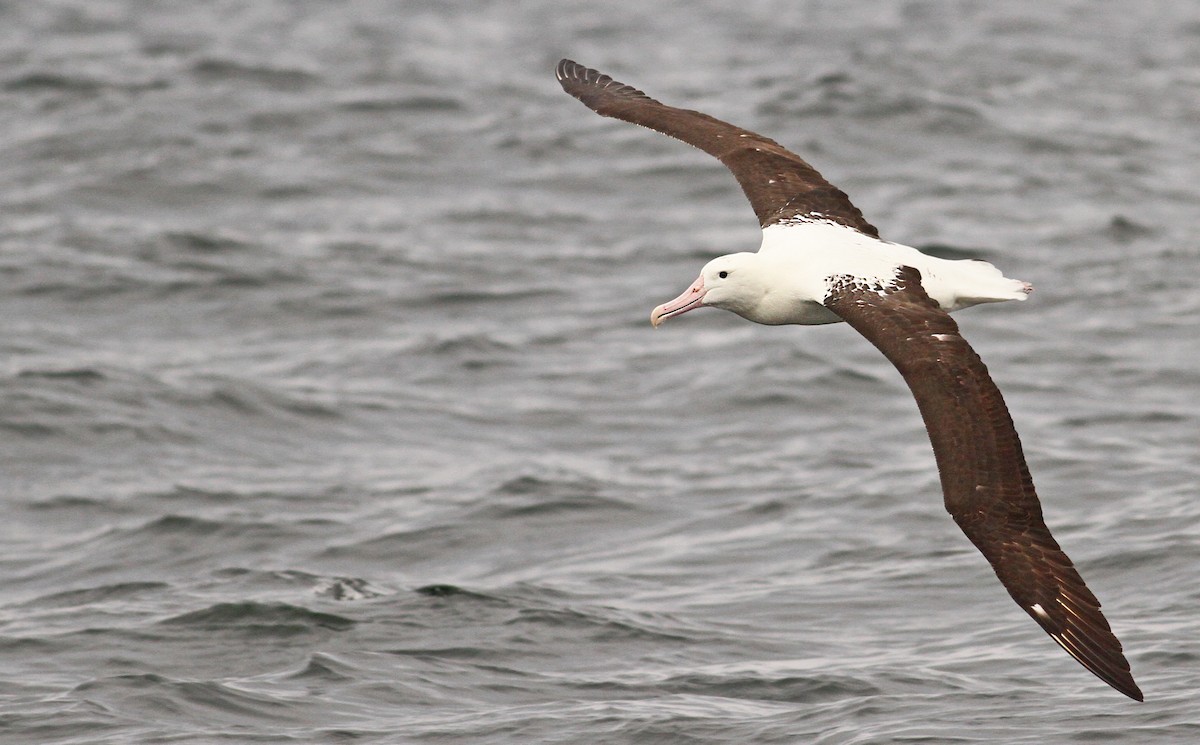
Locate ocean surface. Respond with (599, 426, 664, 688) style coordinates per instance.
(2, 1, 1198, 742)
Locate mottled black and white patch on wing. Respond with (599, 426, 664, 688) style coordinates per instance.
(556, 59, 878, 236)
(824, 266, 1143, 701)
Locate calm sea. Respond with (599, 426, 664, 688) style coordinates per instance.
(2, 1, 1198, 742)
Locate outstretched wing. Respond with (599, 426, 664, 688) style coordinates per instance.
(556, 59, 878, 236)
(824, 266, 1142, 701)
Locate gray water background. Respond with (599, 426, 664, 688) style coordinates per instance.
(1, 1, 1198, 742)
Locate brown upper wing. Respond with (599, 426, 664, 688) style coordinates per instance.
(824, 266, 1142, 701)
(556, 59, 878, 236)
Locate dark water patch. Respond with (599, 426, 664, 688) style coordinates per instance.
(16, 274, 165, 302)
(338, 95, 464, 113)
(409, 585, 515, 609)
(23, 581, 169, 610)
(473, 494, 637, 521)
(1087, 544, 1193, 574)
(0, 420, 61, 438)
(13, 248, 305, 300)
(320, 524, 466, 563)
(4, 72, 104, 93)
(0, 635, 58, 654)
(652, 670, 880, 703)
(160, 266, 307, 292)
(145, 485, 243, 505)
(504, 607, 693, 645)
(419, 286, 562, 306)
(404, 331, 527, 377)
(728, 389, 807, 408)
(16, 367, 107, 383)
(1104, 214, 1156, 243)
(811, 364, 890, 389)
(160, 601, 354, 632)
(24, 493, 131, 515)
(494, 473, 603, 499)
(2, 365, 200, 445)
(385, 645, 489, 660)
(442, 206, 586, 226)
(242, 108, 321, 134)
(52, 515, 321, 579)
(195, 378, 343, 421)
(272, 287, 377, 318)
(190, 58, 319, 90)
(420, 333, 518, 358)
(1138, 649, 1197, 667)
(4, 71, 168, 96)
(455, 466, 645, 524)
(416, 584, 468, 597)
(1061, 409, 1189, 427)
(136, 514, 230, 536)
(160, 231, 255, 254)
(1014, 132, 1076, 155)
(626, 160, 721, 181)
(259, 184, 317, 199)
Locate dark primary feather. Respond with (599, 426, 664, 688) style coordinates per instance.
(555, 59, 879, 236)
(824, 266, 1142, 701)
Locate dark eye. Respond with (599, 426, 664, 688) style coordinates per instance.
(718, 271, 728, 279)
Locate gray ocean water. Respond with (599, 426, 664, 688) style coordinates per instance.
(2, 1, 1198, 742)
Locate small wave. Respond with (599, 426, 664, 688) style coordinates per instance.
(659, 670, 880, 703)
(286, 653, 356, 682)
(129, 514, 243, 537)
(472, 494, 637, 522)
(54, 515, 317, 580)
(494, 474, 599, 499)
(25, 493, 128, 514)
(2, 365, 194, 444)
(196, 379, 342, 420)
(319, 525, 460, 562)
(422, 333, 517, 357)
(23, 582, 169, 609)
(160, 601, 354, 632)
(72, 674, 300, 727)
(504, 607, 692, 645)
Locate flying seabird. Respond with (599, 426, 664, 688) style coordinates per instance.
(556, 58, 1142, 701)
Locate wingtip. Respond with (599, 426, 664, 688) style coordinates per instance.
(1040, 621, 1144, 701)
(556, 58, 595, 93)
(1093, 670, 1144, 702)
(555, 58, 575, 82)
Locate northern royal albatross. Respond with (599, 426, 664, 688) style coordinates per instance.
(556, 59, 1141, 701)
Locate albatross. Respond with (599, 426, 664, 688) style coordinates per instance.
(556, 58, 1142, 701)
